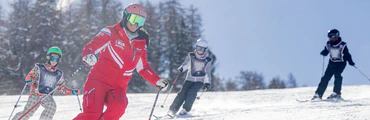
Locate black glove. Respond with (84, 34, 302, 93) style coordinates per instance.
(178, 67, 183, 73)
(320, 47, 329, 56)
(348, 61, 355, 66)
(320, 51, 328, 56)
(204, 83, 211, 90)
(320, 52, 325, 56)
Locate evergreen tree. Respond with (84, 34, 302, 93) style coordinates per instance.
(0, 0, 33, 94)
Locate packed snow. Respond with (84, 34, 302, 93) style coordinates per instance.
(0, 85, 369, 120)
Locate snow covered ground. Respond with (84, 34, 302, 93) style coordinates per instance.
(1, 85, 369, 120)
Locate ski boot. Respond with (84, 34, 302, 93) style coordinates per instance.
(327, 92, 341, 100)
(167, 109, 177, 118)
(179, 108, 188, 115)
(311, 93, 322, 100)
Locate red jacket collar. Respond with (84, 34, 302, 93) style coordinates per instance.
(113, 21, 127, 39)
(44, 63, 58, 72)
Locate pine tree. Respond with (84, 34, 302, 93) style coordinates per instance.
(142, 1, 166, 75)
(159, 0, 192, 92)
(75, 0, 101, 42)
(57, 0, 88, 89)
(0, 0, 33, 94)
(0, 5, 7, 58)
(99, 0, 122, 28)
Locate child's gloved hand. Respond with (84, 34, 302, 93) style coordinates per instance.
(25, 76, 33, 84)
(72, 89, 81, 95)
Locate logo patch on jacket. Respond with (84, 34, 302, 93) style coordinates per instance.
(115, 40, 125, 50)
(136, 48, 142, 53)
(44, 74, 57, 87)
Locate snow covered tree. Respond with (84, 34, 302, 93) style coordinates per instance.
(0, 0, 33, 94)
(57, 0, 88, 89)
(287, 73, 298, 88)
(142, 1, 166, 76)
(0, 5, 7, 58)
(74, 0, 100, 42)
(29, 0, 63, 52)
(185, 5, 202, 46)
(1, 0, 210, 94)
(99, 0, 122, 28)
(23, 0, 64, 73)
(160, 0, 191, 89)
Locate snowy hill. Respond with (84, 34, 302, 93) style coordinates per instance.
(1, 85, 369, 120)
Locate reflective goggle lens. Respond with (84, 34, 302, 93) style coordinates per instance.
(50, 56, 59, 62)
(195, 46, 207, 52)
(127, 14, 146, 27)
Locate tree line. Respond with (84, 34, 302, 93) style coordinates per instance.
(0, 0, 298, 94)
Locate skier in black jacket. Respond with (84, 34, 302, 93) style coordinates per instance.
(312, 29, 355, 100)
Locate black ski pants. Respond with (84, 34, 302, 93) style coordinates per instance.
(315, 62, 346, 97)
(169, 81, 204, 112)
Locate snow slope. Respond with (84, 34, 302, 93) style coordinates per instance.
(1, 85, 369, 120)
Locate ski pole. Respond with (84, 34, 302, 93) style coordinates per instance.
(196, 89, 207, 100)
(322, 56, 325, 77)
(18, 65, 84, 120)
(8, 83, 28, 120)
(76, 94, 82, 112)
(18, 89, 56, 120)
(148, 87, 163, 120)
(160, 73, 180, 108)
(354, 66, 370, 82)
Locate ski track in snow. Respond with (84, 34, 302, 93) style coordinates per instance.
(0, 86, 369, 120)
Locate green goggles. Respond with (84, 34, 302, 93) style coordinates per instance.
(127, 14, 146, 27)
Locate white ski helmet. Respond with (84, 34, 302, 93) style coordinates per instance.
(195, 39, 208, 57)
(196, 39, 208, 48)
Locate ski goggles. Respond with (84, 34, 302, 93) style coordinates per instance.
(328, 33, 339, 38)
(50, 55, 60, 62)
(195, 46, 207, 52)
(127, 14, 146, 27)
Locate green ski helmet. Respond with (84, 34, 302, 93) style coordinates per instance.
(46, 46, 63, 57)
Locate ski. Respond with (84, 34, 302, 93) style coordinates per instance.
(152, 114, 175, 120)
(296, 98, 351, 103)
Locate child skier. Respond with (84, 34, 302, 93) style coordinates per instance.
(168, 39, 213, 116)
(312, 29, 355, 100)
(12, 46, 80, 120)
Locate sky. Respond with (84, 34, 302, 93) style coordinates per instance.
(1, 0, 370, 87)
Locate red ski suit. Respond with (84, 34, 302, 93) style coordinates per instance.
(73, 22, 160, 120)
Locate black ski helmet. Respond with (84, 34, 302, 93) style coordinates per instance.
(327, 29, 340, 38)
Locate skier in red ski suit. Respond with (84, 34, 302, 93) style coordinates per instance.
(73, 3, 168, 120)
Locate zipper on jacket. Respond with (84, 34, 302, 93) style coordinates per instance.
(86, 88, 95, 107)
(132, 47, 136, 61)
